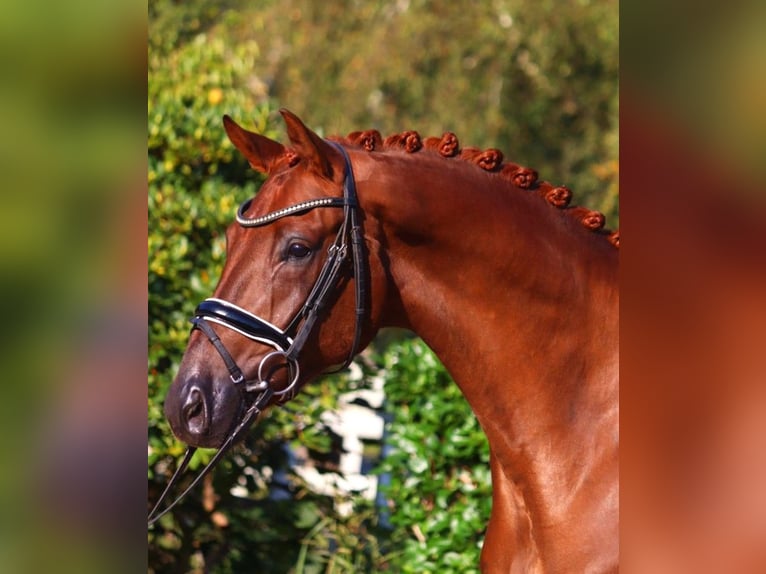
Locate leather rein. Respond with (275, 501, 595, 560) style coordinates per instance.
(148, 141, 367, 526)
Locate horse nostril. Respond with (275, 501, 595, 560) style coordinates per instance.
(187, 400, 202, 419)
(183, 387, 208, 436)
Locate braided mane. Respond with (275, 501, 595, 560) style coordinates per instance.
(335, 129, 619, 248)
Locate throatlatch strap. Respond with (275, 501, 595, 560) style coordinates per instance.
(327, 141, 368, 371)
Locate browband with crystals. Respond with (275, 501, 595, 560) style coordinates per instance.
(236, 196, 347, 227)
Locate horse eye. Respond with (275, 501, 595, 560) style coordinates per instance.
(287, 242, 312, 259)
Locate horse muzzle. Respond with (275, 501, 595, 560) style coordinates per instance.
(164, 298, 304, 448)
(164, 372, 243, 448)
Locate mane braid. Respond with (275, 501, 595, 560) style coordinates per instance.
(383, 130, 422, 153)
(341, 127, 619, 248)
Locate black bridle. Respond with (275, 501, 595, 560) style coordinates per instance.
(148, 141, 367, 526)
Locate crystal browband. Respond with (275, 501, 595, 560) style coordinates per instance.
(236, 196, 348, 227)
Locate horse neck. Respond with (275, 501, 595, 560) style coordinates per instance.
(359, 149, 619, 522)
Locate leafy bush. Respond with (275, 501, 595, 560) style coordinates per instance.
(378, 339, 492, 573)
(232, 0, 619, 225)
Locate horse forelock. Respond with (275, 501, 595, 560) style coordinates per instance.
(332, 128, 619, 248)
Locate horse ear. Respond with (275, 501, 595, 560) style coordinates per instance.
(223, 115, 286, 173)
(280, 108, 337, 179)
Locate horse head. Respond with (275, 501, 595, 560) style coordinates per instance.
(164, 110, 389, 448)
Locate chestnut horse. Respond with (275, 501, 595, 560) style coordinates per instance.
(161, 109, 618, 573)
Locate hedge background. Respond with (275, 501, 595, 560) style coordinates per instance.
(148, 1, 617, 571)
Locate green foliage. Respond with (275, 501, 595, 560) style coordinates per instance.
(244, 0, 619, 225)
(291, 499, 392, 574)
(378, 339, 492, 573)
